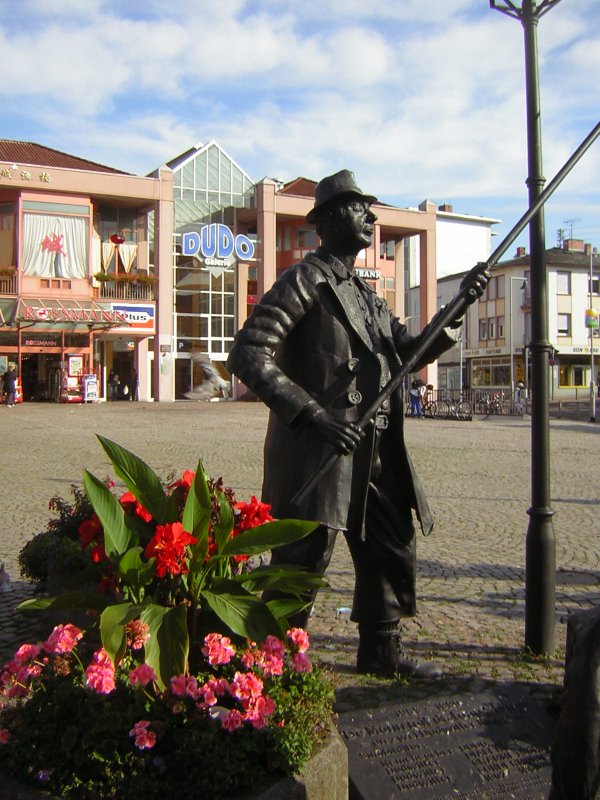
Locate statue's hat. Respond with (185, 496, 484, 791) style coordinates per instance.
(306, 170, 377, 224)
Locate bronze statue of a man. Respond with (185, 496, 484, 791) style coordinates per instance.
(227, 170, 489, 678)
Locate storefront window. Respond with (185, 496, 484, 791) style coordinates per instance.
(0, 332, 18, 346)
(471, 358, 510, 387)
(559, 365, 586, 387)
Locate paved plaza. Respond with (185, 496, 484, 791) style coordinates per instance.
(1, 399, 599, 700)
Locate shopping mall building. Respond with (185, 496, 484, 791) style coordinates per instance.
(0, 139, 476, 402)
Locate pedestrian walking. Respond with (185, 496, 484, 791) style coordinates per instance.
(108, 370, 119, 401)
(129, 370, 139, 401)
(409, 380, 423, 418)
(3, 365, 17, 407)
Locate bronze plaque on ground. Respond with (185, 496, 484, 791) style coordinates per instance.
(337, 685, 554, 799)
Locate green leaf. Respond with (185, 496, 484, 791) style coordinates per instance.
(220, 519, 319, 557)
(213, 488, 234, 552)
(118, 547, 156, 594)
(266, 598, 311, 624)
(202, 580, 281, 642)
(96, 435, 169, 523)
(18, 591, 111, 612)
(83, 470, 132, 560)
(100, 603, 140, 665)
(237, 564, 328, 594)
(182, 460, 212, 541)
(141, 604, 189, 689)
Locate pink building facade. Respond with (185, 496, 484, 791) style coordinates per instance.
(0, 139, 441, 402)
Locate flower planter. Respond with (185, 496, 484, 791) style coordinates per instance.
(4, 440, 342, 800)
(0, 726, 347, 800)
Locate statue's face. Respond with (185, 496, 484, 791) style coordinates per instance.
(324, 196, 377, 254)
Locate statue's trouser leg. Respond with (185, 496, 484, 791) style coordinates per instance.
(263, 525, 338, 629)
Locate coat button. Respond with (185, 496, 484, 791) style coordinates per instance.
(347, 390, 362, 405)
(347, 357, 361, 373)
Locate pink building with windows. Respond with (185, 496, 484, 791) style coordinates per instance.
(0, 139, 443, 402)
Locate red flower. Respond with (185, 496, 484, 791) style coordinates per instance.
(78, 514, 102, 548)
(143, 522, 197, 578)
(120, 492, 153, 523)
(168, 470, 195, 493)
(90, 543, 108, 564)
(234, 496, 273, 532)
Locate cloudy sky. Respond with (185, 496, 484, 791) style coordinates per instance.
(1, 0, 598, 253)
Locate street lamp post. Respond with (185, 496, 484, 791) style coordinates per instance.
(508, 276, 528, 397)
(490, 0, 561, 656)
(588, 249, 597, 423)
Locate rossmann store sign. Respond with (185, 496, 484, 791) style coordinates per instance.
(182, 224, 255, 272)
(21, 304, 127, 326)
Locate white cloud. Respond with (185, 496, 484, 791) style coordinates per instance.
(0, 0, 597, 246)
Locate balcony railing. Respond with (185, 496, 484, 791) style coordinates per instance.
(96, 280, 156, 301)
(0, 270, 17, 295)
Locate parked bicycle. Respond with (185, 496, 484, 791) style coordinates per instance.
(477, 394, 504, 416)
(436, 396, 473, 420)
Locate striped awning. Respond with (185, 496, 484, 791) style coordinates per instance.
(13, 298, 130, 330)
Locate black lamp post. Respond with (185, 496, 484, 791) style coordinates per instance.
(490, 0, 562, 656)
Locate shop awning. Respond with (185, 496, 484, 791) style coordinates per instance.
(14, 298, 130, 331)
(0, 298, 17, 326)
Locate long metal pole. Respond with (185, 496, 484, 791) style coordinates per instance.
(522, 0, 555, 655)
(590, 248, 597, 422)
(291, 121, 600, 511)
(509, 277, 514, 395)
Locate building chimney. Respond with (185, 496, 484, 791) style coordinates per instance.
(584, 243, 592, 256)
(438, 203, 453, 212)
(564, 238, 585, 252)
(515, 246, 526, 257)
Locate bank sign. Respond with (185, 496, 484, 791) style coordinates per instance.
(181, 224, 255, 273)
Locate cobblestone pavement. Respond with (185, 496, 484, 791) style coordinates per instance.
(1, 400, 599, 708)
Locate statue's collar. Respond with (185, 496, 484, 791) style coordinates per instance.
(313, 248, 354, 282)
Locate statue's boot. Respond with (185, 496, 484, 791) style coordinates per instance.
(356, 621, 442, 679)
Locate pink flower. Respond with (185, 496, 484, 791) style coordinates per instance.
(241, 650, 255, 669)
(287, 628, 310, 654)
(221, 709, 244, 732)
(261, 636, 285, 659)
(13, 643, 42, 665)
(44, 624, 83, 655)
(128, 663, 157, 687)
(255, 637, 285, 676)
(129, 720, 156, 750)
(206, 677, 229, 696)
(244, 694, 276, 729)
(202, 633, 236, 666)
(84, 649, 115, 694)
(0, 728, 9, 744)
(197, 685, 218, 708)
(124, 620, 150, 651)
(291, 653, 312, 673)
(170, 674, 200, 700)
(229, 671, 263, 704)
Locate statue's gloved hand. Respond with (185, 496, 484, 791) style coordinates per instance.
(460, 262, 491, 304)
(448, 262, 492, 328)
(302, 403, 364, 454)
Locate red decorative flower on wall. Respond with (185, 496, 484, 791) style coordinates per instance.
(41, 233, 66, 256)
